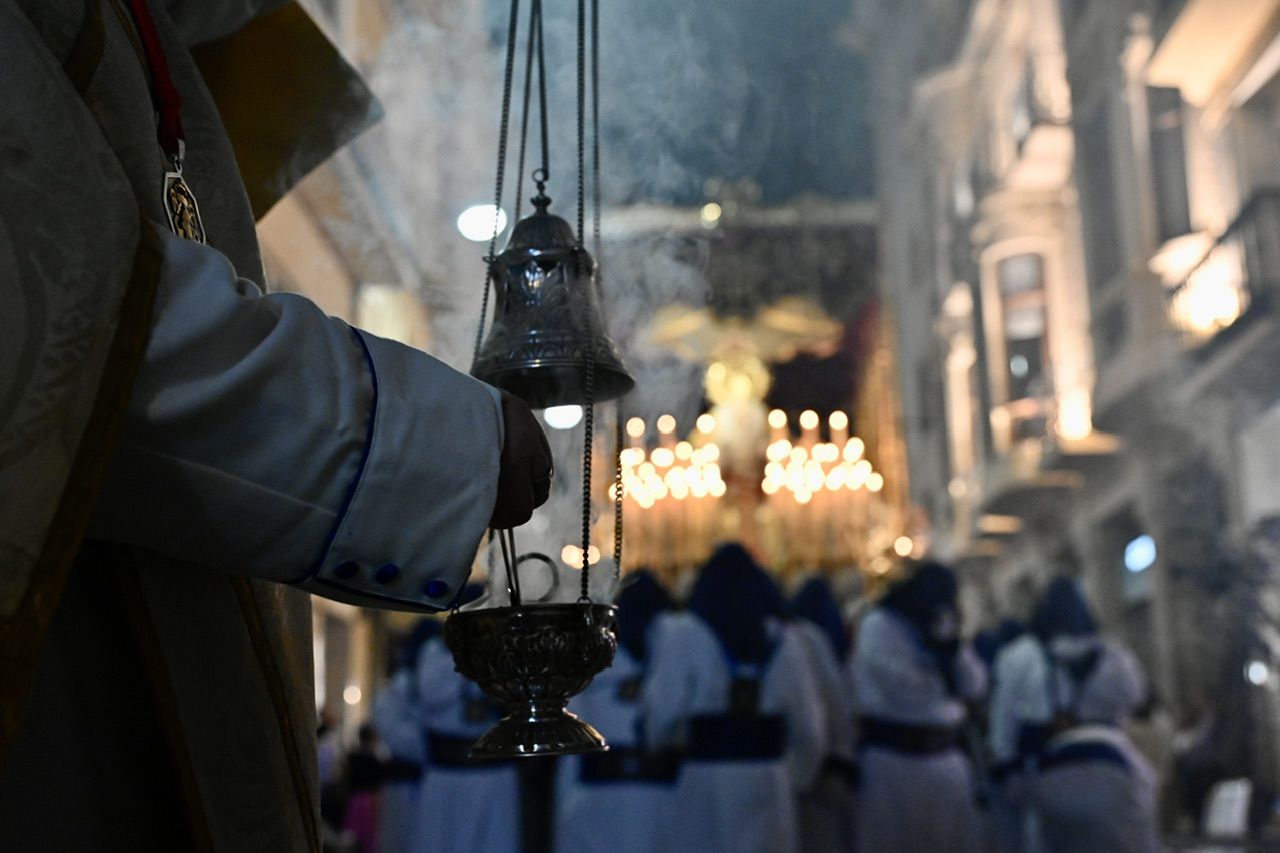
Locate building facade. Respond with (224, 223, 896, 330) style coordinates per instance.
(866, 0, 1280, 793)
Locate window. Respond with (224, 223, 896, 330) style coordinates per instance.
(996, 253, 1048, 402)
(1108, 509, 1154, 604)
(1148, 87, 1193, 244)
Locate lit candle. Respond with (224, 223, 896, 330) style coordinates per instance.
(829, 411, 849, 446)
(799, 410, 819, 449)
(768, 408, 788, 443)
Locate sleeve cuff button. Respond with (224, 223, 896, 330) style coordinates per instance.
(375, 564, 401, 585)
(334, 561, 360, 580)
(424, 579, 450, 599)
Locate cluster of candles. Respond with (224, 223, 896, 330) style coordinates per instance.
(756, 408, 883, 567)
(582, 408, 891, 571)
(761, 409, 884, 503)
(614, 414, 728, 509)
(603, 413, 729, 571)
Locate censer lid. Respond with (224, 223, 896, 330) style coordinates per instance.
(502, 194, 579, 256)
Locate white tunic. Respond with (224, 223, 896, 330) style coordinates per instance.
(851, 607, 987, 853)
(554, 647, 677, 853)
(1034, 725, 1161, 853)
(791, 620, 857, 852)
(988, 632, 1146, 763)
(641, 613, 826, 853)
(372, 668, 427, 853)
(989, 635, 1157, 853)
(411, 637, 520, 853)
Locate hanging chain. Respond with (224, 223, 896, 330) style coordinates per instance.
(576, 0, 586, 242)
(580, 375, 595, 602)
(613, 407, 623, 582)
(579, 331, 595, 602)
(577, 0, 595, 603)
(590, 0, 622, 582)
(472, 0, 523, 368)
(591, 0, 601, 251)
(514, 0, 537, 220)
(536, 0, 550, 193)
(516, 0, 551, 216)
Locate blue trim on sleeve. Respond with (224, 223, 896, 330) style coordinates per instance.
(310, 577, 450, 613)
(294, 327, 380, 583)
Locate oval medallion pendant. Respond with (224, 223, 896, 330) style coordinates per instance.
(164, 171, 206, 244)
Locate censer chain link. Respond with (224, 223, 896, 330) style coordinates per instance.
(472, 0, 523, 368)
(516, 0, 550, 216)
(591, 0, 620, 583)
(613, 404, 623, 582)
(536, 0, 550, 193)
(575, 0, 586, 244)
(577, 0, 593, 605)
(513, 0, 536, 220)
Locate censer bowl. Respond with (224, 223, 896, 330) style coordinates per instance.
(444, 602, 618, 760)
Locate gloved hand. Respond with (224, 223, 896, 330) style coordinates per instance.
(489, 390, 554, 528)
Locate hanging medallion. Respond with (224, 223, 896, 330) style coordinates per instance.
(163, 169, 206, 244)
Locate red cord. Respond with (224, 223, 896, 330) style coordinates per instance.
(123, 0, 184, 158)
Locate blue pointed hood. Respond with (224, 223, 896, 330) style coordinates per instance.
(616, 569, 676, 661)
(880, 561, 958, 639)
(1029, 576, 1097, 642)
(790, 576, 850, 661)
(688, 543, 783, 664)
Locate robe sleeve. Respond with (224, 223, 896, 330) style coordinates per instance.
(852, 607, 969, 726)
(988, 645, 1023, 764)
(1076, 642, 1147, 724)
(794, 622, 857, 759)
(954, 643, 988, 703)
(770, 627, 828, 791)
(640, 614, 714, 749)
(988, 636, 1052, 764)
(853, 609, 947, 709)
(88, 228, 503, 611)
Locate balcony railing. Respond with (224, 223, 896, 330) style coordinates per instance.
(1166, 189, 1280, 348)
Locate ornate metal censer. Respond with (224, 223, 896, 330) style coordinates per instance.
(445, 0, 631, 760)
(473, 192, 632, 409)
(444, 560, 618, 758)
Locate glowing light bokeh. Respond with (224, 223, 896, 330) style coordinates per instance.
(456, 204, 508, 242)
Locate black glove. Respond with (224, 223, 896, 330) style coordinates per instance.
(488, 390, 553, 529)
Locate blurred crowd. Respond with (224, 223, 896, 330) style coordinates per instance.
(316, 543, 1245, 853)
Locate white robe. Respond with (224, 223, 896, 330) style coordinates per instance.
(411, 637, 520, 853)
(1034, 725, 1161, 853)
(554, 647, 677, 853)
(989, 635, 1157, 853)
(792, 620, 857, 852)
(851, 607, 987, 853)
(372, 668, 427, 853)
(641, 613, 826, 853)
